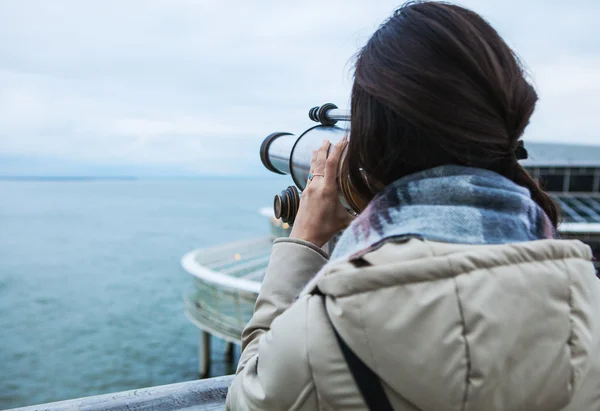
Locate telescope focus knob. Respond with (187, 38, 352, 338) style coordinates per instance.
(274, 186, 300, 226)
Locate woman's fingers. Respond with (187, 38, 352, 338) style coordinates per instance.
(312, 140, 330, 175)
(309, 149, 318, 173)
(290, 137, 353, 247)
(325, 136, 347, 185)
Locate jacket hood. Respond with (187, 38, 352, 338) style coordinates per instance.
(311, 238, 600, 411)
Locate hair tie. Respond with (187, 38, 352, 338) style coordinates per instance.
(515, 140, 528, 160)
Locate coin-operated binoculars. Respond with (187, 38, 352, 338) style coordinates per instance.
(260, 103, 369, 226)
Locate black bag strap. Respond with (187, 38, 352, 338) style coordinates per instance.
(315, 257, 394, 411)
(330, 325, 395, 411)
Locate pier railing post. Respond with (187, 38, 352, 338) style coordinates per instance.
(199, 330, 212, 379)
(225, 341, 234, 363)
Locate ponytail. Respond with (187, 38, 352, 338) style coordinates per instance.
(513, 164, 561, 227)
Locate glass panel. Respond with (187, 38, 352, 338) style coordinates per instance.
(569, 167, 595, 175)
(553, 197, 581, 223)
(581, 197, 600, 214)
(561, 198, 588, 221)
(539, 174, 564, 192)
(573, 198, 600, 223)
(569, 175, 595, 193)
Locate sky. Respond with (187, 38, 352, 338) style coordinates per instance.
(0, 0, 599, 177)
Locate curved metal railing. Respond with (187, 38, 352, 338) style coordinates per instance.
(182, 235, 275, 343)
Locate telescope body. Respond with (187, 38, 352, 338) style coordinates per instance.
(262, 125, 345, 191)
(260, 104, 365, 225)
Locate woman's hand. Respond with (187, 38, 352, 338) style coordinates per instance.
(289, 137, 354, 248)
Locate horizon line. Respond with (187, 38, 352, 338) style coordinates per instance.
(0, 175, 282, 181)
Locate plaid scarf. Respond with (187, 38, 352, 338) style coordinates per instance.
(330, 165, 557, 262)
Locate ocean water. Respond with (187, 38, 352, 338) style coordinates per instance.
(0, 178, 285, 409)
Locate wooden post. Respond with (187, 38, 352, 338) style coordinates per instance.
(199, 331, 212, 379)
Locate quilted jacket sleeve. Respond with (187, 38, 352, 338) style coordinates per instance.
(225, 238, 329, 411)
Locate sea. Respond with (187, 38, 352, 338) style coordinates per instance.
(0, 177, 286, 409)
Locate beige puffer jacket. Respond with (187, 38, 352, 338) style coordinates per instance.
(226, 236, 600, 411)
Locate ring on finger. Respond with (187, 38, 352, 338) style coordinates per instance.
(308, 173, 324, 181)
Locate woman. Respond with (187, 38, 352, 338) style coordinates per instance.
(226, 2, 600, 410)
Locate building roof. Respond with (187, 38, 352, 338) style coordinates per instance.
(523, 142, 600, 167)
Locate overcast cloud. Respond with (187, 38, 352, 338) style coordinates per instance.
(0, 0, 598, 176)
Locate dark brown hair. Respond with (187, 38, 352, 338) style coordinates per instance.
(346, 1, 560, 226)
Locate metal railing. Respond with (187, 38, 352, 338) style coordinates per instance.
(6, 375, 234, 411)
(182, 235, 274, 344)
